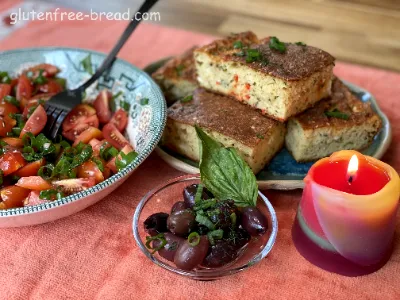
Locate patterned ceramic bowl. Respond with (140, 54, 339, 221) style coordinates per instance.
(133, 174, 278, 280)
(0, 47, 166, 227)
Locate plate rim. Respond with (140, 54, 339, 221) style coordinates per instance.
(0, 47, 167, 217)
(146, 58, 392, 191)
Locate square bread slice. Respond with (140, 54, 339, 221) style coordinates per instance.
(152, 47, 198, 105)
(162, 88, 286, 174)
(285, 78, 382, 162)
(194, 32, 335, 122)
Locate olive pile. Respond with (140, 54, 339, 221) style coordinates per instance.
(144, 184, 268, 271)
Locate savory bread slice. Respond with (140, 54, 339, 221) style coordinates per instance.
(285, 78, 382, 162)
(194, 32, 335, 122)
(162, 88, 286, 174)
(152, 47, 198, 105)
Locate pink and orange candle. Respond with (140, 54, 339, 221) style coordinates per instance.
(293, 150, 400, 276)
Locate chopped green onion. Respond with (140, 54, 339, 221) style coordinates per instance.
(54, 77, 66, 89)
(80, 54, 93, 75)
(269, 36, 286, 53)
(38, 164, 55, 180)
(207, 229, 224, 246)
(230, 212, 237, 227)
(181, 95, 193, 103)
(194, 184, 203, 204)
(187, 232, 200, 247)
(233, 41, 243, 49)
(120, 99, 131, 111)
(140, 98, 149, 106)
(92, 157, 104, 172)
(256, 133, 264, 140)
(3, 95, 19, 107)
(115, 151, 138, 171)
(0, 72, 11, 84)
(195, 214, 215, 230)
(295, 41, 307, 46)
(145, 233, 167, 254)
(33, 69, 47, 85)
(246, 49, 262, 63)
(110, 91, 123, 112)
(324, 109, 350, 120)
(39, 189, 64, 200)
(194, 199, 217, 211)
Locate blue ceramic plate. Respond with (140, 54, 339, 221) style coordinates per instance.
(0, 47, 166, 227)
(145, 58, 391, 190)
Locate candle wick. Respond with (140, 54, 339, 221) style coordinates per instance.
(348, 176, 353, 184)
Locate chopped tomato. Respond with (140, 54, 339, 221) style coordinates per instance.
(16, 74, 32, 102)
(102, 123, 130, 150)
(62, 123, 90, 141)
(107, 144, 134, 173)
(36, 79, 63, 94)
(94, 90, 112, 124)
(24, 190, 48, 206)
(0, 102, 19, 116)
(89, 139, 108, 156)
(77, 160, 104, 184)
(2, 137, 24, 148)
(52, 178, 96, 194)
(0, 84, 11, 100)
(0, 152, 25, 175)
(110, 108, 128, 132)
(24, 63, 60, 78)
(0, 186, 30, 209)
(62, 104, 97, 132)
(14, 158, 45, 177)
(20, 105, 47, 138)
(16, 176, 52, 191)
(73, 127, 103, 146)
(29, 92, 55, 102)
(0, 115, 16, 137)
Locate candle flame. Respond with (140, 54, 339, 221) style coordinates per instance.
(347, 155, 359, 176)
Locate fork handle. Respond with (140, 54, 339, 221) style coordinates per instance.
(77, 0, 159, 91)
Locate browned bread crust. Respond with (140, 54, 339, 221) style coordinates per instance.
(167, 88, 282, 148)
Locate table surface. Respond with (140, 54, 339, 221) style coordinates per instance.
(0, 1, 400, 299)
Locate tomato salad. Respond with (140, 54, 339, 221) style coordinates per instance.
(0, 63, 137, 210)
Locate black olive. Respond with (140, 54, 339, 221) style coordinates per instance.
(144, 212, 169, 236)
(240, 207, 268, 236)
(202, 240, 238, 268)
(167, 209, 195, 237)
(225, 227, 251, 250)
(183, 184, 213, 208)
(208, 200, 238, 229)
(152, 233, 184, 262)
(171, 201, 187, 214)
(174, 236, 209, 270)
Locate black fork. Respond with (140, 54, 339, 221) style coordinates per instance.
(43, 0, 159, 140)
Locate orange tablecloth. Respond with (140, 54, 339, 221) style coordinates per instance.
(0, 1, 399, 299)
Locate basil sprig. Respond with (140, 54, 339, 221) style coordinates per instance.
(195, 126, 258, 207)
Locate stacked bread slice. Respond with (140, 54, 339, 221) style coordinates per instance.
(155, 32, 381, 173)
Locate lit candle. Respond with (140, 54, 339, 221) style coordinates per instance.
(292, 150, 400, 276)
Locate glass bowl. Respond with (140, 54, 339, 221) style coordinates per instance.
(132, 174, 278, 280)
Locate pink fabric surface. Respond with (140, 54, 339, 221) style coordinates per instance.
(0, 2, 400, 299)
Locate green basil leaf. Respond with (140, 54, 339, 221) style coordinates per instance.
(70, 143, 92, 169)
(195, 126, 258, 207)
